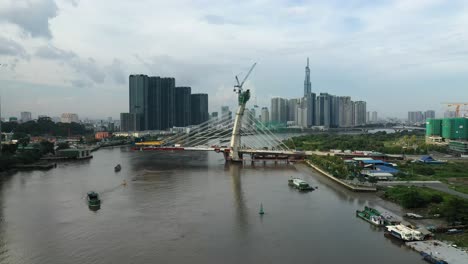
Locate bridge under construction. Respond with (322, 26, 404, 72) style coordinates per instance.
(132, 63, 306, 162)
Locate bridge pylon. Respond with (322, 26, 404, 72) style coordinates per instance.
(229, 90, 250, 162)
(228, 63, 256, 162)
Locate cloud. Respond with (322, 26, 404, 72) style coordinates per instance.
(105, 59, 126, 84)
(0, 0, 58, 39)
(203, 15, 240, 25)
(35, 44, 76, 60)
(69, 57, 105, 84)
(0, 36, 28, 58)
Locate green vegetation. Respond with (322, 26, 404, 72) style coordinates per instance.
(435, 233, 468, 248)
(0, 140, 55, 171)
(2, 117, 92, 137)
(287, 131, 447, 154)
(308, 154, 359, 179)
(395, 161, 468, 194)
(383, 186, 468, 223)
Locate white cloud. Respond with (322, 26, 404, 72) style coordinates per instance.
(0, 0, 468, 118)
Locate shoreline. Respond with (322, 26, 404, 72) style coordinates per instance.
(304, 160, 377, 192)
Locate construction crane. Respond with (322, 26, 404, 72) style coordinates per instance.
(442, 102, 468, 117)
(234, 63, 257, 94)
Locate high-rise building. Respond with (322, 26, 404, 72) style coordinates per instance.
(221, 106, 232, 121)
(159, 78, 175, 129)
(304, 58, 311, 96)
(129, 74, 148, 130)
(61, 113, 79, 123)
(120, 113, 142, 131)
(315, 93, 332, 127)
(20, 112, 32, 122)
(191, 94, 209, 125)
(271, 97, 288, 124)
(261, 107, 269, 124)
(306, 92, 316, 127)
(408, 111, 424, 123)
(371, 111, 378, 123)
(366, 112, 371, 123)
(288, 98, 299, 124)
(174, 86, 191, 127)
(353, 101, 367, 126)
(337, 96, 353, 127)
(296, 97, 308, 127)
(211, 112, 218, 120)
(424, 110, 435, 120)
(330, 95, 339, 127)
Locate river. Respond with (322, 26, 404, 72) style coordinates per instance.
(0, 147, 424, 263)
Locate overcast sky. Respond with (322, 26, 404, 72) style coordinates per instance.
(1, 0, 467, 120)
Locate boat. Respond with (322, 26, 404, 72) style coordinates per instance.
(87, 191, 101, 208)
(420, 252, 448, 264)
(356, 206, 387, 226)
(114, 164, 121, 172)
(385, 224, 424, 242)
(288, 178, 314, 191)
(259, 203, 265, 215)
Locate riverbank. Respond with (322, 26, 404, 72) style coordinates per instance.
(304, 160, 377, 192)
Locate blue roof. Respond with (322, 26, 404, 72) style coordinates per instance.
(361, 160, 385, 164)
(420, 155, 435, 161)
(375, 165, 399, 174)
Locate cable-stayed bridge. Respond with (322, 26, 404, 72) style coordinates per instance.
(132, 63, 306, 163)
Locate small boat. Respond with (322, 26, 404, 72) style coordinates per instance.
(87, 191, 101, 209)
(420, 252, 448, 264)
(114, 164, 121, 172)
(288, 178, 314, 191)
(259, 203, 265, 215)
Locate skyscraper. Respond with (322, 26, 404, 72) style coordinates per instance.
(191, 94, 209, 125)
(353, 101, 367, 126)
(271, 97, 288, 124)
(221, 106, 232, 121)
(371, 111, 378, 123)
(315, 93, 332, 127)
(159, 78, 175, 129)
(147, 76, 161, 130)
(129, 74, 148, 130)
(174, 86, 191, 127)
(261, 107, 269, 124)
(304, 58, 311, 96)
(288, 98, 299, 124)
(337, 96, 353, 127)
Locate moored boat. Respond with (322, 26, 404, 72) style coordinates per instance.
(114, 164, 121, 172)
(356, 206, 387, 226)
(385, 224, 424, 242)
(288, 178, 314, 191)
(87, 191, 101, 209)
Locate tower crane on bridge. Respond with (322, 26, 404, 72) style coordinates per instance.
(442, 102, 468, 117)
(229, 63, 257, 162)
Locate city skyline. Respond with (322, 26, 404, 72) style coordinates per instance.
(1, 0, 468, 119)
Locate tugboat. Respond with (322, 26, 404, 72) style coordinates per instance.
(87, 191, 101, 210)
(288, 178, 314, 191)
(114, 164, 121, 172)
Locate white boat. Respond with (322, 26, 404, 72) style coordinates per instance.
(385, 224, 424, 241)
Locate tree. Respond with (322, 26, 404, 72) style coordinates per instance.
(56, 142, 70, 150)
(40, 141, 55, 155)
(401, 189, 428, 208)
(444, 198, 468, 223)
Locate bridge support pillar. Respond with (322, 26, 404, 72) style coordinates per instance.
(228, 90, 250, 162)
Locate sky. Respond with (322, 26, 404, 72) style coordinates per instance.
(0, 0, 468, 120)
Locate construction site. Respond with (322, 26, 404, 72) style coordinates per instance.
(426, 103, 468, 155)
